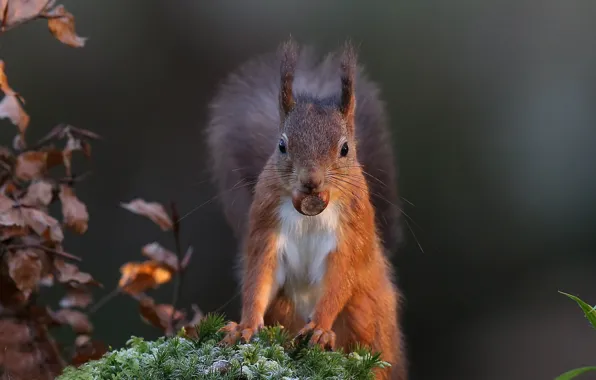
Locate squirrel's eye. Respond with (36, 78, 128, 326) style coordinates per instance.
(278, 139, 287, 154)
(340, 142, 349, 157)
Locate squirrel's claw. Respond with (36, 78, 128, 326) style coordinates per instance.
(219, 321, 261, 346)
(295, 321, 336, 350)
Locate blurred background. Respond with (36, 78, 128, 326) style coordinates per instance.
(2, 0, 596, 379)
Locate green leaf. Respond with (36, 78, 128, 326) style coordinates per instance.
(559, 291, 596, 329)
(554, 366, 596, 380)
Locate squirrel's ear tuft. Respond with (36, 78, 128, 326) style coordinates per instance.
(279, 36, 299, 118)
(339, 40, 357, 123)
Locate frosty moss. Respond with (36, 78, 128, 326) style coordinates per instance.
(58, 314, 388, 379)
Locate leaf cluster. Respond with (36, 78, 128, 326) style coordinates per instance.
(0, 40, 103, 379)
(0, 6, 201, 378)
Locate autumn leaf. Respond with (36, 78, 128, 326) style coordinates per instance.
(120, 198, 173, 231)
(0, 197, 64, 243)
(0, 0, 53, 30)
(14, 151, 46, 180)
(118, 260, 172, 295)
(62, 134, 81, 176)
(0, 93, 30, 134)
(7, 249, 42, 299)
(180, 304, 204, 338)
(0, 319, 31, 346)
(14, 150, 64, 181)
(21, 180, 54, 208)
(0, 60, 30, 135)
(59, 286, 92, 309)
(44, 5, 86, 48)
(71, 335, 107, 367)
(59, 184, 88, 234)
(38, 273, 54, 287)
(0, 225, 29, 240)
(52, 308, 93, 334)
(54, 258, 100, 286)
(20, 206, 64, 243)
(138, 296, 185, 333)
(0, 269, 28, 308)
(1, 347, 46, 379)
(142, 242, 180, 272)
(0, 192, 19, 220)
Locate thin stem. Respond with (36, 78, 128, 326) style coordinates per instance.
(6, 244, 81, 262)
(168, 201, 184, 336)
(87, 287, 121, 316)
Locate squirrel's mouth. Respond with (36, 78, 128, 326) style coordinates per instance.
(291, 189, 329, 216)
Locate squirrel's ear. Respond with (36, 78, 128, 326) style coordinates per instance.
(339, 40, 357, 126)
(279, 37, 299, 119)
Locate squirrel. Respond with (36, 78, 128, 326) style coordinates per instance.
(205, 38, 407, 380)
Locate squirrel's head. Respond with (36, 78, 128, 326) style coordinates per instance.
(273, 38, 358, 216)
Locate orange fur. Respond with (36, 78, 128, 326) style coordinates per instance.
(221, 163, 407, 380)
(218, 39, 407, 380)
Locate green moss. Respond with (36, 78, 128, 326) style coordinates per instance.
(58, 314, 388, 380)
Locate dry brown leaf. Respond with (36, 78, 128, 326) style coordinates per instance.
(141, 242, 179, 271)
(45, 5, 86, 48)
(71, 336, 107, 367)
(118, 260, 172, 295)
(20, 206, 63, 242)
(0, 93, 30, 133)
(0, 0, 54, 30)
(7, 249, 42, 299)
(120, 198, 173, 231)
(21, 180, 54, 208)
(0, 225, 29, 240)
(0, 60, 30, 135)
(0, 319, 31, 346)
(62, 133, 79, 175)
(0, 268, 28, 308)
(14, 150, 64, 181)
(39, 273, 54, 287)
(139, 296, 185, 333)
(1, 347, 45, 379)
(52, 308, 93, 334)
(14, 151, 45, 180)
(58, 184, 88, 234)
(59, 286, 92, 309)
(54, 258, 100, 286)
(12, 132, 26, 150)
(0, 193, 24, 227)
(180, 304, 204, 338)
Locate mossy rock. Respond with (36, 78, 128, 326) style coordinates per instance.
(58, 314, 388, 379)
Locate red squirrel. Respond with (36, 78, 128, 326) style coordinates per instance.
(206, 39, 407, 380)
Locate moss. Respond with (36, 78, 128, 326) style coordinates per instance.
(58, 314, 388, 380)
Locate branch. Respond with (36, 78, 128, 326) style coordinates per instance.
(168, 201, 184, 336)
(6, 244, 81, 262)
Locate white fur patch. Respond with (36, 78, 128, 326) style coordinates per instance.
(275, 197, 340, 321)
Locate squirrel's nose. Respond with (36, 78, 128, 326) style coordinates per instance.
(298, 168, 324, 194)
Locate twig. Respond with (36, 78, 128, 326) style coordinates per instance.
(37, 323, 67, 370)
(87, 287, 121, 316)
(6, 244, 81, 261)
(168, 201, 184, 336)
(58, 171, 93, 186)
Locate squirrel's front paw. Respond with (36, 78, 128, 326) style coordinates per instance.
(219, 321, 262, 345)
(295, 321, 336, 350)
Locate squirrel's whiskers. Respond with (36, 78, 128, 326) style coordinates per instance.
(206, 37, 407, 380)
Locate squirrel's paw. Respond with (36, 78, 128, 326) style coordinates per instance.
(219, 321, 261, 346)
(295, 321, 336, 350)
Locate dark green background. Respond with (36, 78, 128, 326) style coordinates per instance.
(2, 1, 596, 379)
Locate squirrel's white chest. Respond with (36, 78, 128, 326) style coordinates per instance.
(275, 197, 339, 321)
